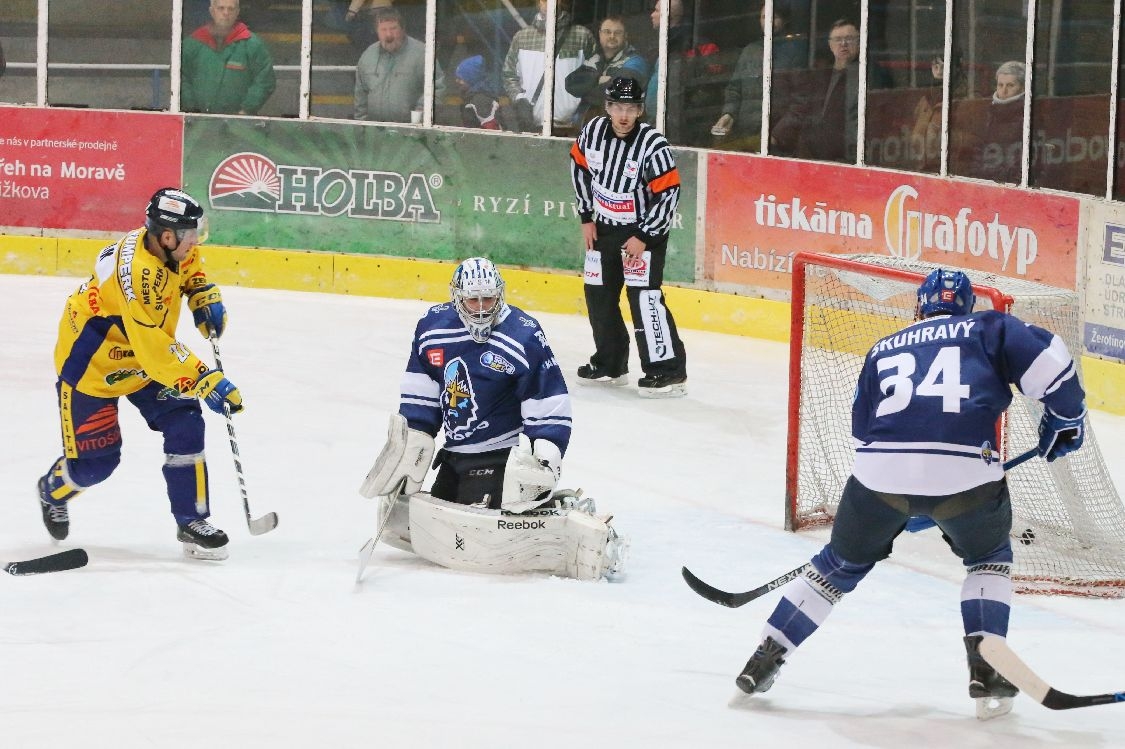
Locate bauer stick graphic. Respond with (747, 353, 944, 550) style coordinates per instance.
(683, 447, 1039, 608)
(210, 337, 279, 535)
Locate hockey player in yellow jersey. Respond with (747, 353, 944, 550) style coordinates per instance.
(37, 187, 243, 560)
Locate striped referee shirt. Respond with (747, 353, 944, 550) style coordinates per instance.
(569, 117, 681, 242)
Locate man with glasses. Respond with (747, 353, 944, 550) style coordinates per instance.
(565, 15, 649, 126)
(773, 18, 889, 162)
(36, 188, 243, 561)
(569, 76, 688, 398)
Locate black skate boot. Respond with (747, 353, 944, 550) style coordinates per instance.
(177, 518, 230, 561)
(576, 362, 628, 386)
(637, 373, 687, 398)
(38, 476, 70, 541)
(735, 636, 788, 695)
(964, 635, 1019, 719)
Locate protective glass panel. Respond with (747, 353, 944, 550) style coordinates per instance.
(1028, 0, 1113, 196)
(47, 0, 172, 110)
(0, 0, 36, 105)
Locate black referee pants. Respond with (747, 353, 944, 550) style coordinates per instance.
(583, 223, 687, 378)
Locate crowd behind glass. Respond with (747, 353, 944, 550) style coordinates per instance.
(1, 0, 1123, 199)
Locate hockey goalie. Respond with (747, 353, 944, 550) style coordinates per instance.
(357, 258, 626, 581)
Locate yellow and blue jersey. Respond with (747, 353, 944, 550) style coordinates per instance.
(54, 228, 211, 398)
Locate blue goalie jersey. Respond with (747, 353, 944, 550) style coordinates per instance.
(399, 302, 572, 456)
(851, 310, 1085, 495)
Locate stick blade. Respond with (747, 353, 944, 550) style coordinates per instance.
(5, 548, 89, 576)
(248, 512, 279, 535)
(682, 566, 741, 608)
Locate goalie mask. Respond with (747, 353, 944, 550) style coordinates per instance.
(451, 257, 506, 342)
(917, 268, 974, 318)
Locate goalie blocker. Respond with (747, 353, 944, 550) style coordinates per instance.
(376, 490, 627, 581)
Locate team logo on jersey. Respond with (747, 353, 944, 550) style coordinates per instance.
(427, 348, 445, 367)
(442, 357, 480, 436)
(624, 159, 639, 178)
(480, 351, 516, 374)
(980, 441, 996, 465)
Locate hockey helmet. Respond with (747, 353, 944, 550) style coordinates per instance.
(451, 257, 506, 342)
(604, 76, 645, 105)
(145, 187, 208, 243)
(917, 268, 974, 317)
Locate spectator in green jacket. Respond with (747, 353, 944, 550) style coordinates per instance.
(181, 0, 277, 115)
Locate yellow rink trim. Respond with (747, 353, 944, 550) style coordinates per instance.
(2, 236, 1120, 414)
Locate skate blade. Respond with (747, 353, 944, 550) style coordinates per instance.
(637, 383, 687, 399)
(575, 375, 628, 387)
(182, 541, 229, 561)
(974, 695, 1013, 720)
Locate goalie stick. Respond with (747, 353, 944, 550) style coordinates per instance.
(683, 447, 1039, 608)
(210, 337, 279, 536)
(5, 548, 89, 576)
(978, 636, 1125, 710)
(355, 478, 409, 585)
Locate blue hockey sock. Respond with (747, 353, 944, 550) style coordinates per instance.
(961, 543, 1013, 637)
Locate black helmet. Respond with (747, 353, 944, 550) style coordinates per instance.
(604, 76, 645, 104)
(145, 187, 205, 233)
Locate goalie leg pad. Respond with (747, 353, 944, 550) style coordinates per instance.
(406, 493, 624, 580)
(359, 413, 435, 498)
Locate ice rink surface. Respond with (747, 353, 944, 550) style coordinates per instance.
(3, 274, 1124, 748)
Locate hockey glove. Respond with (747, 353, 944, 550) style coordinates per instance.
(1037, 406, 1086, 462)
(187, 283, 228, 338)
(193, 370, 243, 415)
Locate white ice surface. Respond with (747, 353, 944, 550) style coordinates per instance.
(3, 274, 1125, 748)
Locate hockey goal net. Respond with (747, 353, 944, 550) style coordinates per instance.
(786, 252, 1125, 597)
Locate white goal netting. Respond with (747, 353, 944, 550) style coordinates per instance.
(787, 252, 1125, 597)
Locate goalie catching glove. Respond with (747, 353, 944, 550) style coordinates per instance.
(500, 434, 562, 513)
(186, 278, 228, 338)
(359, 413, 436, 498)
(192, 370, 243, 414)
(1037, 405, 1086, 462)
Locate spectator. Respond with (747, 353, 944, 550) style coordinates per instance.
(711, 3, 807, 151)
(646, 0, 726, 147)
(354, 7, 445, 123)
(909, 50, 968, 173)
(181, 0, 276, 115)
(344, 0, 392, 55)
(454, 55, 514, 130)
(970, 60, 1026, 184)
(565, 15, 649, 126)
(772, 18, 890, 162)
(502, 0, 596, 134)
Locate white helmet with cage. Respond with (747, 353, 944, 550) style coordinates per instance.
(450, 257, 506, 342)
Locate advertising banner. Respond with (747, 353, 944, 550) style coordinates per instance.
(182, 118, 698, 282)
(704, 152, 1080, 292)
(0, 107, 183, 231)
(1083, 202, 1125, 363)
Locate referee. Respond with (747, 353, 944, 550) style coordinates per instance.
(569, 76, 688, 398)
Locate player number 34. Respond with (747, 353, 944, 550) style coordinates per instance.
(876, 346, 970, 417)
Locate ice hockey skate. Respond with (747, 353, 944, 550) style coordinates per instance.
(177, 518, 230, 561)
(637, 373, 687, 398)
(38, 476, 70, 541)
(576, 362, 628, 386)
(735, 636, 788, 695)
(965, 635, 1019, 719)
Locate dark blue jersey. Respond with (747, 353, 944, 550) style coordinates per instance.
(399, 302, 572, 456)
(851, 310, 1085, 494)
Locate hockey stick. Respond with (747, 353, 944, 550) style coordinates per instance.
(978, 636, 1125, 709)
(682, 447, 1041, 608)
(5, 548, 89, 576)
(209, 337, 279, 536)
(355, 478, 408, 585)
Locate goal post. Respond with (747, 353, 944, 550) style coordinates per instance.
(785, 251, 1125, 597)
